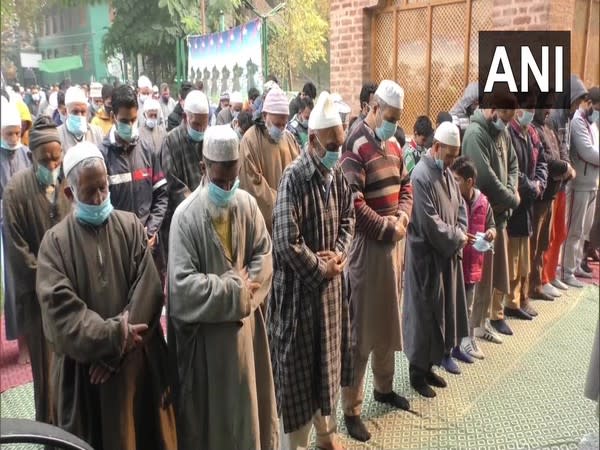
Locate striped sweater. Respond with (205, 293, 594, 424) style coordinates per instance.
(340, 121, 413, 241)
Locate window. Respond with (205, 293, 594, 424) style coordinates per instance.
(46, 16, 52, 35)
(79, 7, 86, 27)
(52, 15, 58, 35)
(59, 14, 64, 33)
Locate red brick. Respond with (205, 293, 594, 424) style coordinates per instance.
(513, 15, 532, 25)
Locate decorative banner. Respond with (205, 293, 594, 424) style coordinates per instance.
(188, 19, 263, 105)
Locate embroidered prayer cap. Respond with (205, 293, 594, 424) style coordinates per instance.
(230, 91, 243, 105)
(308, 91, 342, 131)
(89, 82, 102, 99)
(262, 87, 289, 115)
(184, 90, 210, 114)
(65, 86, 87, 106)
(375, 80, 404, 110)
(263, 80, 278, 92)
(434, 121, 461, 147)
(63, 141, 105, 177)
(29, 116, 61, 150)
(143, 98, 161, 113)
(137, 75, 152, 89)
(203, 125, 240, 162)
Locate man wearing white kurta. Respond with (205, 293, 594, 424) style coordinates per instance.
(168, 125, 279, 449)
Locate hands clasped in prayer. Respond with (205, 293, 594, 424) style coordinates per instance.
(89, 311, 148, 385)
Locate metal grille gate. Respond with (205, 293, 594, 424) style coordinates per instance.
(371, 0, 493, 132)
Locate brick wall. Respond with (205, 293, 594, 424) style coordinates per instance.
(329, 0, 378, 116)
(492, 0, 573, 30)
(330, 0, 596, 119)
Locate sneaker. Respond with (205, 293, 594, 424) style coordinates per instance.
(563, 275, 585, 288)
(460, 336, 484, 359)
(575, 268, 593, 279)
(441, 354, 461, 374)
(490, 318, 513, 335)
(551, 279, 569, 290)
(504, 307, 533, 321)
(474, 319, 504, 344)
(451, 346, 475, 363)
(542, 283, 561, 298)
(522, 303, 539, 317)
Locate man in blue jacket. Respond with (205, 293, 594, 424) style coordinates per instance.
(99, 84, 168, 256)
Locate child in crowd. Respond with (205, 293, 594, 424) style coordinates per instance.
(452, 156, 496, 360)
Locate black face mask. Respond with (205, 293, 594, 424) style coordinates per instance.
(465, 104, 476, 117)
(104, 105, 112, 115)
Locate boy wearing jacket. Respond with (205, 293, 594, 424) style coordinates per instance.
(451, 156, 496, 360)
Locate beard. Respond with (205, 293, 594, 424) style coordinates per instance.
(205, 194, 231, 223)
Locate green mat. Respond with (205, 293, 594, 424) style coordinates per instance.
(2, 286, 598, 450)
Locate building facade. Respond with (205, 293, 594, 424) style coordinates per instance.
(330, 0, 599, 131)
(36, 2, 111, 85)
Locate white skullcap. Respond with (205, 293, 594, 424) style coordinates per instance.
(152, 85, 159, 93)
(65, 86, 87, 106)
(263, 87, 289, 115)
(434, 121, 461, 147)
(230, 91, 243, 104)
(138, 75, 152, 89)
(331, 93, 351, 115)
(375, 80, 404, 110)
(203, 125, 240, 162)
(308, 91, 342, 131)
(1, 100, 22, 128)
(264, 80, 278, 92)
(90, 82, 102, 98)
(143, 98, 161, 113)
(184, 90, 209, 114)
(63, 141, 105, 178)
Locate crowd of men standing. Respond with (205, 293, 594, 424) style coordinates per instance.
(0, 71, 598, 450)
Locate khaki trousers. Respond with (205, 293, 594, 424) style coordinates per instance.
(342, 347, 395, 416)
(280, 409, 337, 450)
(492, 236, 530, 317)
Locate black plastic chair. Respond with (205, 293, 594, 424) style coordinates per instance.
(0, 418, 94, 450)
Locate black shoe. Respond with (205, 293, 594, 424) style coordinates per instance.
(410, 377, 436, 398)
(344, 414, 371, 442)
(373, 390, 410, 410)
(581, 260, 593, 274)
(425, 370, 447, 388)
(503, 307, 533, 321)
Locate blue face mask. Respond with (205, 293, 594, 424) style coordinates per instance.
(207, 178, 240, 207)
(473, 232, 493, 253)
(589, 110, 599, 123)
(59, 113, 67, 124)
(320, 150, 341, 170)
(116, 122, 137, 142)
(268, 125, 283, 143)
(517, 110, 534, 127)
(492, 117, 506, 132)
(36, 165, 60, 186)
(145, 119, 157, 130)
(375, 119, 397, 141)
(187, 125, 204, 142)
(435, 158, 444, 171)
(1, 138, 20, 151)
(66, 114, 87, 137)
(74, 192, 114, 226)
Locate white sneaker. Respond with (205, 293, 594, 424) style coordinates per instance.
(551, 279, 569, 290)
(542, 283, 561, 298)
(563, 275, 585, 288)
(474, 320, 503, 344)
(461, 336, 485, 359)
(575, 268, 593, 279)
